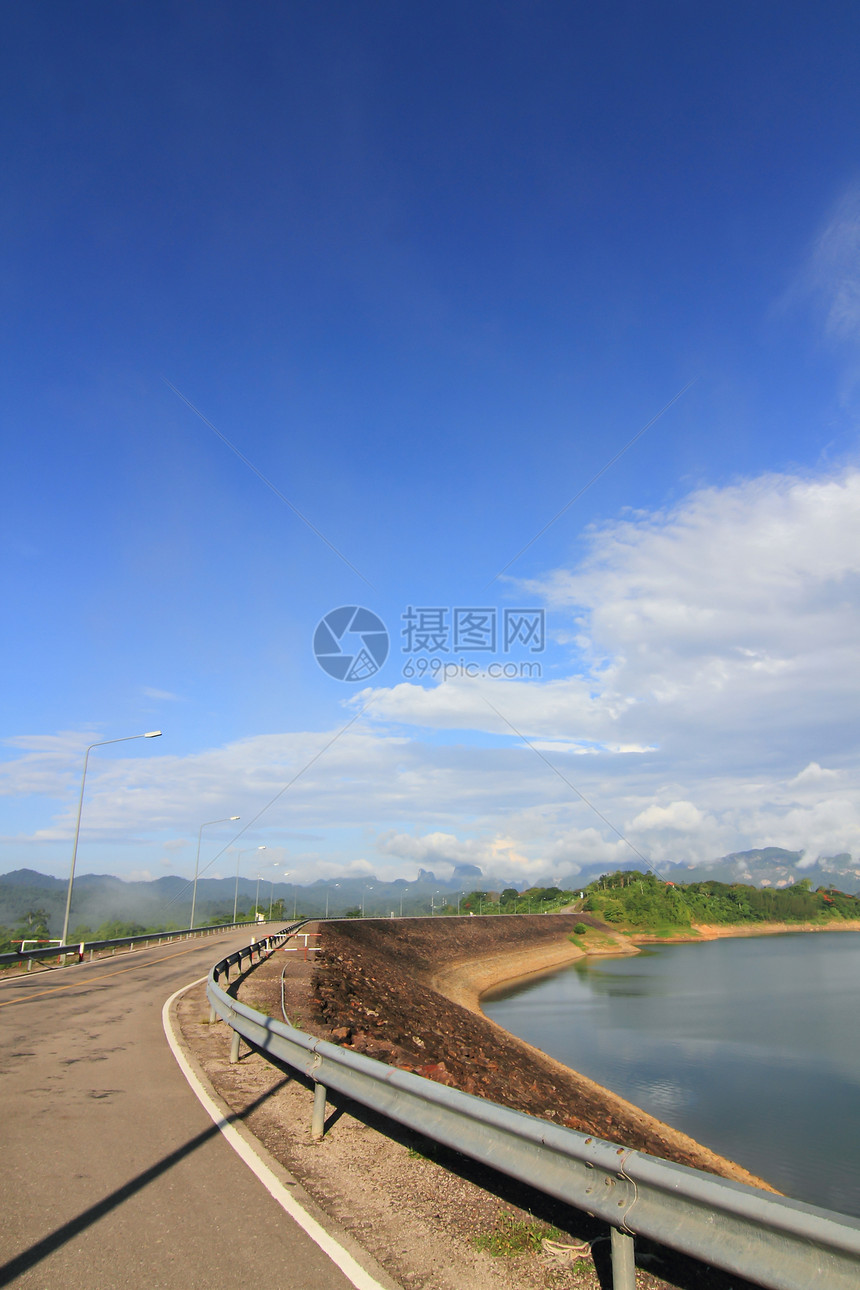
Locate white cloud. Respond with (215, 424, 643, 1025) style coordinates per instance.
(789, 762, 839, 787)
(377, 829, 532, 878)
(363, 467, 860, 774)
(808, 185, 860, 345)
(3, 467, 859, 884)
(630, 801, 706, 832)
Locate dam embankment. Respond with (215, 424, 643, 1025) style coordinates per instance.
(256, 915, 776, 1192)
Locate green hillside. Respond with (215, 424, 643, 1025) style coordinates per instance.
(583, 870, 860, 932)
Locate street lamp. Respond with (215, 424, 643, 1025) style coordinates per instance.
(431, 889, 441, 915)
(233, 845, 265, 922)
(191, 815, 240, 929)
(361, 884, 374, 917)
(268, 864, 288, 920)
(325, 882, 340, 918)
(61, 731, 162, 947)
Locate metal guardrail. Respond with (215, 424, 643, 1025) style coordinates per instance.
(208, 931, 860, 1290)
(0, 918, 263, 969)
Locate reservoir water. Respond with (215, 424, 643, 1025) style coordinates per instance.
(482, 931, 860, 1217)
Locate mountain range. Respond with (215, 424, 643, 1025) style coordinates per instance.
(2, 847, 859, 936)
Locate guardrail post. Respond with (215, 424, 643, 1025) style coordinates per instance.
(230, 1028, 241, 1064)
(609, 1227, 635, 1290)
(311, 1081, 327, 1139)
(209, 1003, 217, 1024)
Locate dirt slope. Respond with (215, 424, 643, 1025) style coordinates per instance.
(252, 916, 773, 1190)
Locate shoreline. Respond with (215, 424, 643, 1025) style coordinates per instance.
(433, 916, 860, 1010)
(402, 921, 776, 1193)
(426, 916, 860, 1196)
(636, 917, 860, 943)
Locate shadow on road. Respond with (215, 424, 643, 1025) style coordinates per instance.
(0, 1079, 288, 1286)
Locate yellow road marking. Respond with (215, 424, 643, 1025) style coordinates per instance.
(0, 943, 212, 1009)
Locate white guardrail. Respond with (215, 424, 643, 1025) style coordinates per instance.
(208, 927, 860, 1290)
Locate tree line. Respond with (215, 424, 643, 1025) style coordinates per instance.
(581, 871, 860, 930)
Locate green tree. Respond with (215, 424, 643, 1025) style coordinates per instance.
(601, 899, 625, 923)
(16, 909, 50, 940)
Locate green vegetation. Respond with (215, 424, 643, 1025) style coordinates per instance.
(455, 886, 578, 915)
(472, 1213, 564, 1257)
(0, 908, 53, 954)
(573, 922, 588, 935)
(582, 870, 860, 932)
(0, 910, 189, 955)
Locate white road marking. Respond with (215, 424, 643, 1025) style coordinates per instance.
(162, 979, 390, 1290)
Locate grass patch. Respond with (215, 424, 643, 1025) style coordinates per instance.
(473, 1213, 564, 1257)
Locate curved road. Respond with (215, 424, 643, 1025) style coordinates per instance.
(0, 931, 388, 1289)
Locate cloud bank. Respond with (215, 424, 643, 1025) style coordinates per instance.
(3, 467, 859, 882)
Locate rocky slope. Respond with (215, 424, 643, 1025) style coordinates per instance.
(265, 915, 774, 1190)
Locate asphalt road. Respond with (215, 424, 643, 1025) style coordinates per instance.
(0, 931, 378, 1289)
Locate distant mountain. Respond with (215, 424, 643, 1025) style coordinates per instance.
(666, 848, 860, 894)
(3, 845, 859, 935)
(1, 868, 63, 890)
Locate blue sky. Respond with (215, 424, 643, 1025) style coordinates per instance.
(3, 2, 860, 889)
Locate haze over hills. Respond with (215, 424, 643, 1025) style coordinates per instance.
(2, 847, 859, 936)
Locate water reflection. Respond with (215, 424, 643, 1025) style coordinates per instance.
(484, 931, 860, 1217)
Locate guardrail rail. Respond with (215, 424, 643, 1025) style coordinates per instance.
(0, 917, 262, 971)
(207, 928, 860, 1290)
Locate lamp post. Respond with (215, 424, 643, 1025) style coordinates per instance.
(61, 731, 162, 947)
(431, 889, 441, 915)
(191, 815, 240, 929)
(233, 845, 265, 922)
(325, 882, 340, 918)
(268, 863, 282, 921)
(361, 884, 374, 917)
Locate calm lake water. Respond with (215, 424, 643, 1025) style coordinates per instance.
(483, 931, 860, 1217)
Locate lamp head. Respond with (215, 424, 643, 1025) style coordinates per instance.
(144, 731, 162, 738)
